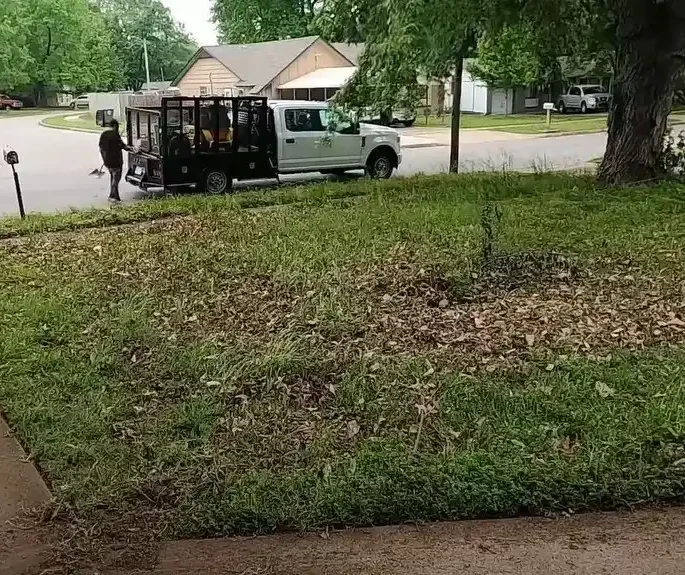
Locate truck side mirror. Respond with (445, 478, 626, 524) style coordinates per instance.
(3, 147, 18, 165)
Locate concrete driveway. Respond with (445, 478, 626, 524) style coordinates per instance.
(0, 115, 607, 216)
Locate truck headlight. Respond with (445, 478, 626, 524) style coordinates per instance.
(587, 97, 596, 105)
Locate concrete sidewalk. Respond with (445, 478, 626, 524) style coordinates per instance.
(400, 127, 538, 148)
(134, 508, 685, 575)
(0, 416, 52, 575)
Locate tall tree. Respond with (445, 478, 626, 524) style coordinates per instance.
(469, 24, 558, 115)
(212, 0, 319, 43)
(0, 0, 33, 90)
(320, 0, 685, 184)
(96, 0, 197, 90)
(597, 0, 685, 183)
(319, 0, 478, 172)
(24, 0, 119, 102)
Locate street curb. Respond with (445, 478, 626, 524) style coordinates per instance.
(39, 117, 100, 134)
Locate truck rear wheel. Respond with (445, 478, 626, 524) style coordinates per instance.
(367, 150, 395, 179)
(201, 168, 232, 195)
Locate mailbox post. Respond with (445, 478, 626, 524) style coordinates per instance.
(3, 146, 25, 219)
(543, 102, 556, 129)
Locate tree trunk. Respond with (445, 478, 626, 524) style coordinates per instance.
(598, 0, 685, 184)
(450, 57, 464, 173)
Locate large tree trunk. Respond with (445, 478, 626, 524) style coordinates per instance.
(450, 57, 464, 173)
(598, 0, 685, 184)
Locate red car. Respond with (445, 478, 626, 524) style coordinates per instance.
(0, 94, 23, 110)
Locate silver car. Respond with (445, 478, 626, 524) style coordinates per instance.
(558, 85, 611, 114)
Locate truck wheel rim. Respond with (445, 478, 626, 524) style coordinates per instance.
(374, 157, 390, 177)
(207, 171, 227, 193)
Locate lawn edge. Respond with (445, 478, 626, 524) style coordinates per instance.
(39, 115, 100, 134)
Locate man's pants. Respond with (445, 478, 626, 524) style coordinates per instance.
(108, 167, 122, 201)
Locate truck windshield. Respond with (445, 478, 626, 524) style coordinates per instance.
(583, 86, 606, 95)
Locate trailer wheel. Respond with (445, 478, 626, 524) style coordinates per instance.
(202, 168, 231, 195)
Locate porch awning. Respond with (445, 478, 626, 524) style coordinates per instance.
(278, 67, 357, 90)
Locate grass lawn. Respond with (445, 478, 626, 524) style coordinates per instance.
(41, 112, 104, 132)
(3, 174, 685, 540)
(420, 112, 608, 130)
(496, 116, 608, 134)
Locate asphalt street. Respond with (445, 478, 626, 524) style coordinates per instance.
(0, 114, 608, 216)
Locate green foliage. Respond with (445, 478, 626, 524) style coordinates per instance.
(319, 0, 478, 111)
(96, 0, 197, 90)
(212, 0, 320, 43)
(469, 24, 558, 90)
(0, 0, 32, 89)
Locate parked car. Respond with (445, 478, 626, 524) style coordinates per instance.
(0, 94, 23, 110)
(124, 96, 402, 193)
(558, 85, 611, 114)
(70, 95, 90, 110)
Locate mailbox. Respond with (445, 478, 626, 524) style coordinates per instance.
(543, 102, 556, 111)
(3, 146, 18, 165)
(96, 109, 114, 127)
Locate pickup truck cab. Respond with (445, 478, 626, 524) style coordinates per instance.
(558, 85, 611, 114)
(122, 95, 401, 194)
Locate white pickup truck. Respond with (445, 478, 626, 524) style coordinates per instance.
(123, 96, 403, 194)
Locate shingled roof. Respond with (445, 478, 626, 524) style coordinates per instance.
(173, 36, 362, 94)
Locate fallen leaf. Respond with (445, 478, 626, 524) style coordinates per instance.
(525, 334, 535, 346)
(347, 419, 360, 438)
(595, 381, 615, 398)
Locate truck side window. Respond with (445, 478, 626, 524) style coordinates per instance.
(570, 87, 581, 96)
(284, 109, 324, 132)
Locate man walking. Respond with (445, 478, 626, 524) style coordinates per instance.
(98, 119, 128, 203)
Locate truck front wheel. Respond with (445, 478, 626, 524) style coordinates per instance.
(558, 101, 566, 114)
(367, 150, 395, 179)
(201, 168, 232, 195)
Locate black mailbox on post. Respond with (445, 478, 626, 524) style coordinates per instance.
(3, 146, 24, 218)
(96, 109, 114, 127)
(3, 148, 18, 165)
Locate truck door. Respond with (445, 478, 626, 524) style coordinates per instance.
(278, 108, 325, 172)
(316, 109, 362, 169)
(569, 86, 582, 109)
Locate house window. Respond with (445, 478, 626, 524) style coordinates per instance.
(526, 85, 539, 98)
(325, 87, 339, 100)
(294, 88, 310, 100)
(199, 86, 208, 96)
(224, 88, 234, 97)
(279, 89, 295, 100)
(310, 88, 326, 101)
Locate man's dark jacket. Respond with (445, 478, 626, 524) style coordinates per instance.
(99, 129, 126, 168)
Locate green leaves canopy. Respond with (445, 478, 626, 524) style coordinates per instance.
(469, 24, 558, 90)
(212, 0, 319, 43)
(96, 0, 197, 90)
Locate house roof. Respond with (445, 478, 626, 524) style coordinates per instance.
(202, 36, 320, 93)
(331, 43, 364, 65)
(173, 36, 363, 94)
(278, 66, 357, 90)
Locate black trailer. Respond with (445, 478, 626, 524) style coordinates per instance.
(124, 95, 275, 194)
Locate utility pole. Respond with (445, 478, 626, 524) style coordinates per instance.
(143, 38, 151, 89)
